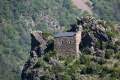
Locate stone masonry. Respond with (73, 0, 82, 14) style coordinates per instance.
(54, 30, 82, 57)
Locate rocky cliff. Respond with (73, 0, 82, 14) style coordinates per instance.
(21, 16, 120, 80)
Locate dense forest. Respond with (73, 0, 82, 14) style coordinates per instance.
(0, 0, 82, 80)
(91, 0, 120, 21)
(0, 0, 120, 80)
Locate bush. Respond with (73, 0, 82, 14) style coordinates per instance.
(45, 40, 54, 53)
(114, 52, 120, 59)
(79, 55, 91, 65)
(101, 66, 120, 79)
(58, 73, 71, 80)
(92, 57, 106, 65)
(80, 63, 102, 74)
(44, 51, 57, 62)
(34, 57, 49, 68)
(105, 49, 114, 59)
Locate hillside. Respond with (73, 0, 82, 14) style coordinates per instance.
(72, 0, 120, 22)
(72, 0, 92, 14)
(22, 16, 120, 80)
(91, 0, 120, 22)
(0, 0, 120, 80)
(0, 0, 82, 80)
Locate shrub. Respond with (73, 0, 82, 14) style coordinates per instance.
(106, 31, 116, 37)
(58, 73, 71, 80)
(44, 51, 57, 62)
(79, 55, 91, 65)
(45, 40, 54, 53)
(80, 63, 102, 74)
(92, 57, 106, 65)
(34, 57, 49, 68)
(114, 52, 120, 59)
(105, 49, 114, 59)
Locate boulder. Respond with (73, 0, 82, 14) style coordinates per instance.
(81, 32, 97, 48)
(49, 58, 62, 67)
(95, 30, 110, 42)
(95, 48, 105, 57)
(30, 31, 47, 57)
(21, 31, 47, 80)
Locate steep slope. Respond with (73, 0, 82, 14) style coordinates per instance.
(22, 16, 120, 80)
(0, 0, 82, 80)
(0, 0, 120, 80)
(91, 0, 120, 22)
(72, 0, 120, 22)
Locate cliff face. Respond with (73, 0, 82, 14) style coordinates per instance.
(21, 16, 120, 80)
(21, 31, 47, 80)
(1, 0, 120, 80)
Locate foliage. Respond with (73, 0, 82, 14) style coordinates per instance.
(0, 0, 120, 80)
(0, 0, 82, 79)
(114, 52, 120, 60)
(91, 0, 120, 22)
(105, 49, 114, 59)
(79, 55, 91, 64)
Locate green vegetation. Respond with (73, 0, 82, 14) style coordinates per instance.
(0, 0, 120, 80)
(0, 0, 82, 80)
(91, 0, 120, 22)
(34, 51, 120, 80)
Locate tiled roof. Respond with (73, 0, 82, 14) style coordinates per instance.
(54, 32, 76, 37)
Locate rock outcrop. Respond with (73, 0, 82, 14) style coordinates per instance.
(70, 16, 111, 55)
(21, 31, 47, 80)
(21, 16, 120, 80)
(30, 31, 47, 57)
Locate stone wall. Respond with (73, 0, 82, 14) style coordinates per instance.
(75, 31, 82, 53)
(54, 36, 77, 57)
(54, 31, 82, 57)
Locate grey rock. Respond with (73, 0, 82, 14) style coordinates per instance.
(81, 32, 97, 48)
(95, 30, 110, 42)
(21, 31, 47, 80)
(30, 31, 47, 57)
(95, 48, 105, 57)
(49, 58, 61, 67)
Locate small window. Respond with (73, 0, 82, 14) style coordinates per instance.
(68, 41, 71, 44)
(61, 41, 64, 44)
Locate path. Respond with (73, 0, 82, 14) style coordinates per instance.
(72, 0, 92, 14)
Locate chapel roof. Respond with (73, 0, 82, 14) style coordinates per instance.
(54, 32, 76, 37)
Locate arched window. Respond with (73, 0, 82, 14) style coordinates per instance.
(61, 40, 64, 44)
(68, 41, 71, 44)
